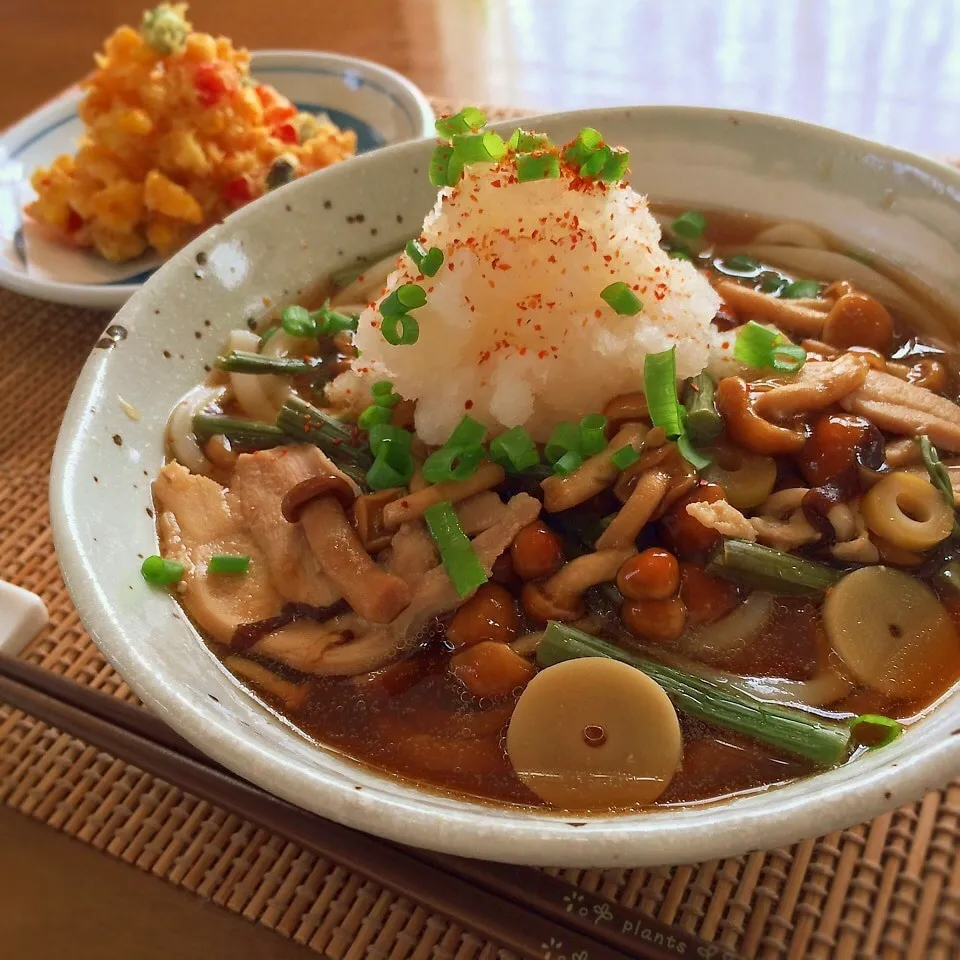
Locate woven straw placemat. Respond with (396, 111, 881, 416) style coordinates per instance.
(1, 101, 959, 960)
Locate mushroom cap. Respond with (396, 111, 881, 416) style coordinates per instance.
(281, 474, 356, 523)
(521, 582, 584, 623)
(506, 657, 682, 809)
(823, 566, 960, 697)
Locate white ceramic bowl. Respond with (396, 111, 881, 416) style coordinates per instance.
(0, 50, 434, 310)
(51, 107, 960, 867)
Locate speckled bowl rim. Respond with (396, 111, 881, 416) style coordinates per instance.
(51, 105, 960, 867)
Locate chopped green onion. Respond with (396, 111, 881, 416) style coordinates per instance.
(420, 418, 486, 483)
(683, 372, 723, 444)
(358, 404, 393, 430)
(421, 248, 444, 277)
(379, 284, 426, 345)
(422, 444, 484, 484)
(579, 414, 607, 456)
(281, 304, 318, 338)
(677, 434, 712, 471)
(141, 555, 184, 586)
(849, 714, 903, 749)
(671, 211, 707, 239)
(377, 283, 427, 319)
(553, 450, 584, 476)
(429, 144, 464, 187)
(424, 500, 488, 597)
(258, 326, 279, 346)
(598, 148, 630, 183)
(600, 281, 643, 316)
(371, 380, 397, 404)
(759, 272, 788, 295)
(563, 127, 603, 167)
(380, 314, 419, 346)
(579, 144, 612, 178)
(368, 422, 412, 457)
(366, 426, 414, 489)
(366, 445, 410, 490)
(660, 240, 693, 262)
(770, 343, 808, 374)
(488, 426, 540, 472)
(734, 321, 779, 367)
(611, 445, 640, 471)
(316, 302, 358, 335)
(508, 128, 551, 152)
(719, 254, 761, 276)
(734, 321, 806, 373)
(919, 435, 955, 508)
(405, 238, 426, 264)
(405, 240, 444, 277)
(448, 415, 486, 448)
(516, 152, 561, 182)
(208, 554, 251, 575)
(435, 107, 487, 141)
(781, 279, 822, 300)
(545, 421, 581, 464)
(452, 131, 507, 164)
(643, 347, 684, 439)
(398, 284, 427, 310)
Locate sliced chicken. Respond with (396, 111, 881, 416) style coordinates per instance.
(753, 354, 869, 421)
(382, 521, 438, 589)
(841, 370, 960, 452)
(154, 462, 280, 644)
(686, 499, 757, 542)
(455, 491, 510, 536)
(748, 487, 821, 550)
(251, 615, 355, 673)
(682, 492, 820, 551)
(830, 514, 880, 564)
(231, 446, 343, 607)
(885, 437, 924, 468)
(750, 513, 820, 550)
(250, 493, 542, 676)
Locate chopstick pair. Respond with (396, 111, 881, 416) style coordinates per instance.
(0, 656, 737, 960)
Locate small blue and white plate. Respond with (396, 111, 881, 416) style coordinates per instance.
(0, 50, 434, 311)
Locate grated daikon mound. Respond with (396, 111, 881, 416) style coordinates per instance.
(334, 157, 721, 444)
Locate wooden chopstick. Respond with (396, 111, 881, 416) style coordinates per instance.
(0, 656, 737, 960)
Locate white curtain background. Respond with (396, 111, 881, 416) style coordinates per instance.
(430, 0, 960, 156)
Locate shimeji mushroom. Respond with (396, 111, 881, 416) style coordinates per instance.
(522, 549, 635, 622)
(282, 475, 411, 623)
(506, 658, 682, 809)
(823, 567, 960, 698)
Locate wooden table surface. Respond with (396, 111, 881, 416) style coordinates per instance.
(2, 0, 958, 157)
